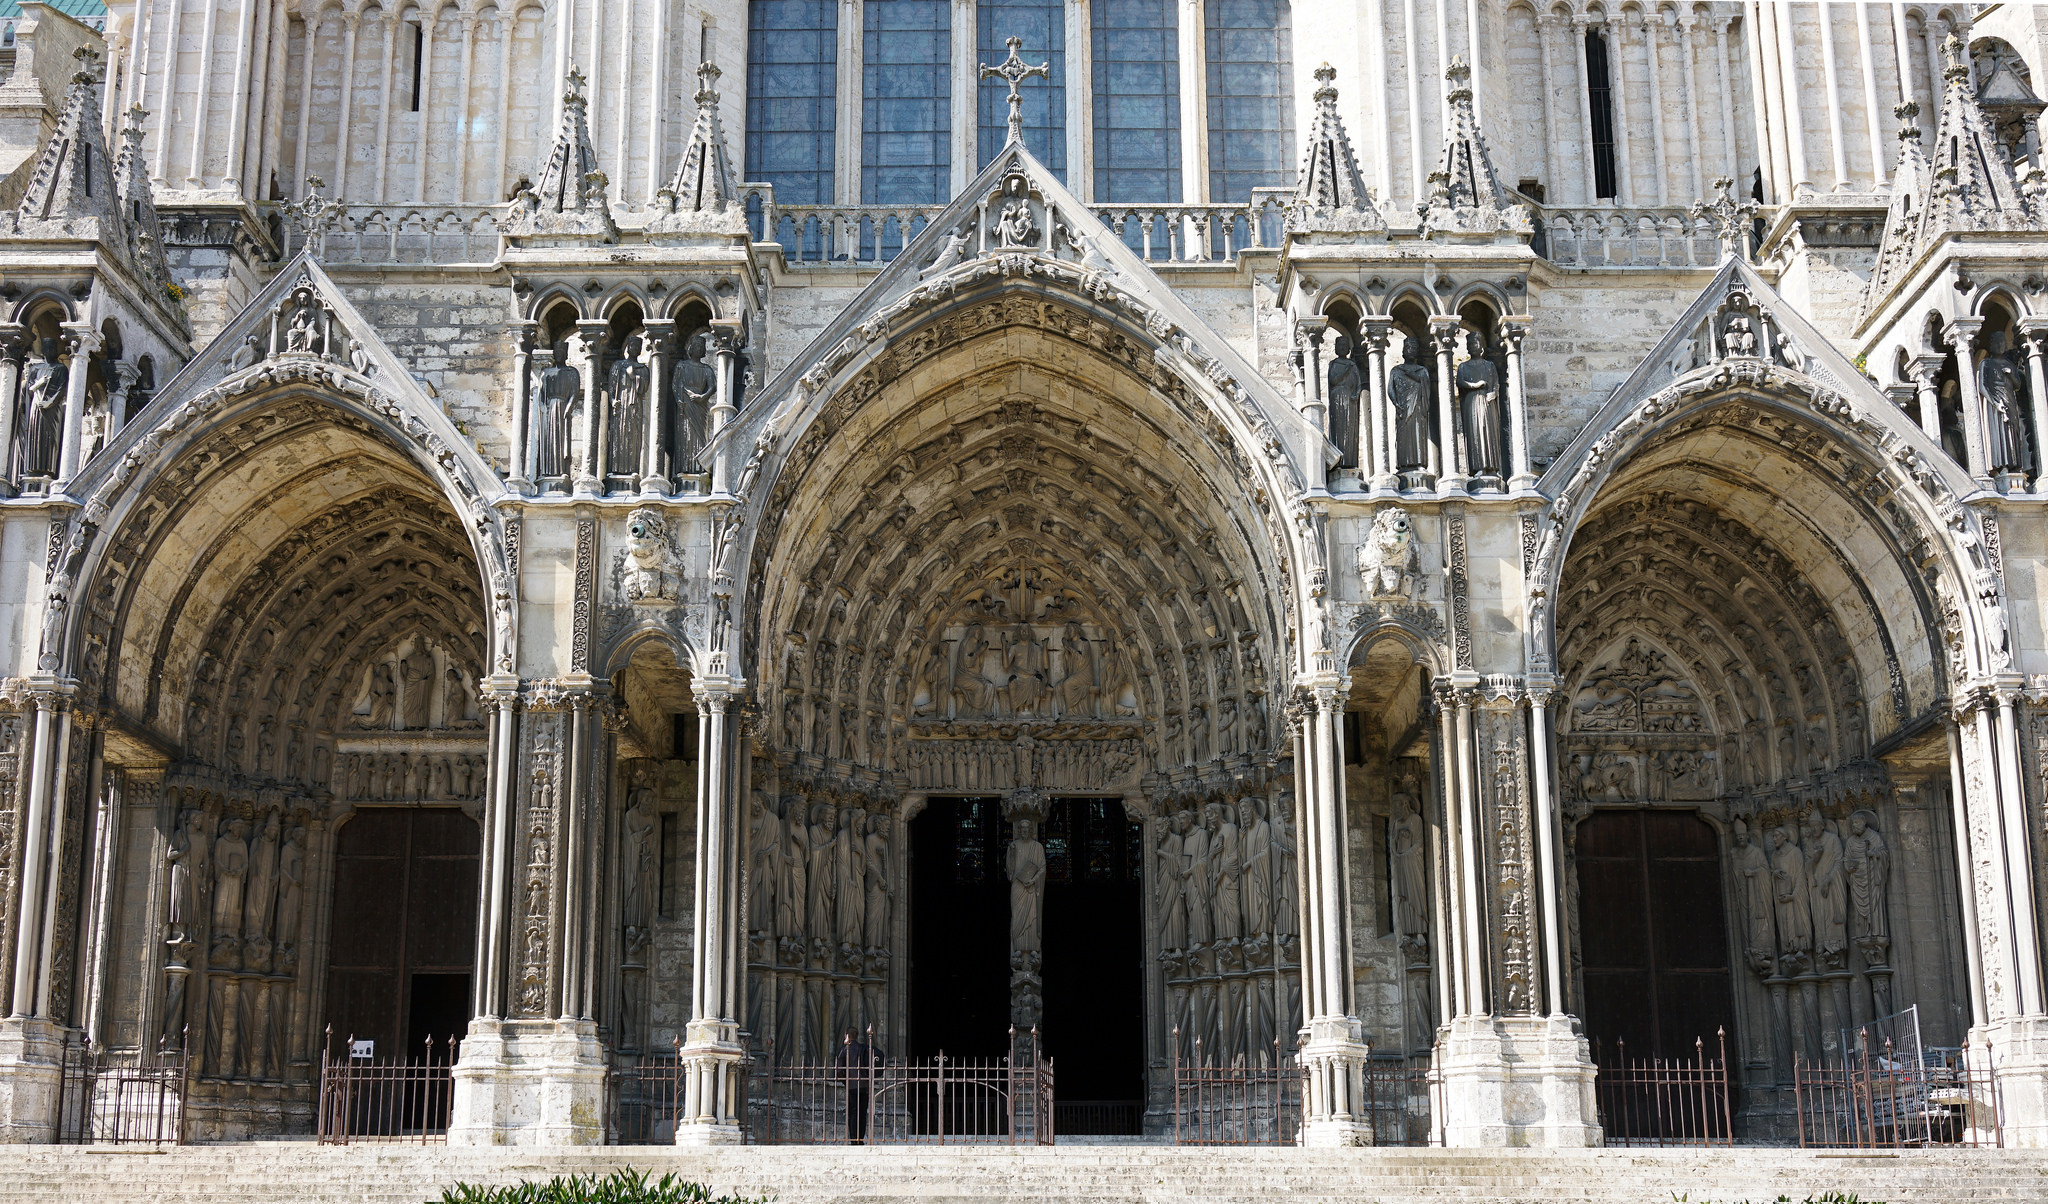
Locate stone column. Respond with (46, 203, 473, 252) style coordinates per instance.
(54, 327, 99, 490)
(452, 12, 478, 201)
(2017, 320, 2048, 490)
(1295, 678, 1370, 1146)
(574, 321, 607, 496)
(1907, 354, 1946, 446)
(333, 13, 361, 196)
(640, 320, 675, 496)
(1360, 317, 1397, 493)
(1945, 318, 1991, 484)
(1429, 318, 1466, 493)
(508, 322, 534, 494)
(1525, 680, 1565, 1014)
(1570, 16, 1600, 202)
(679, 680, 745, 1144)
(1499, 315, 1535, 491)
(0, 682, 75, 1141)
(0, 326, 26, 497)
(709, 329, 739, 497)
(1296, 317, 1330, 493)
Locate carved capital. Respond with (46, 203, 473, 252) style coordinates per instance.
(1945, 317, 1985, 351)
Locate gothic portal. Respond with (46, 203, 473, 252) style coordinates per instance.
(0, 0, 2047, 1159)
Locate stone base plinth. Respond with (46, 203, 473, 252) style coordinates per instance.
(675, 1021, 747, 1146)
(1299, 1015, 1373, 1147)
(1434, 1013, 1599, 1148)
(448, 1017, 606, 1146)
(0, 1017, 64, 1143)
(1977, 1016, 2048, 1148)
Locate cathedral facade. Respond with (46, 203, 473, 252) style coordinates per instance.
(0, 0, 2042, 1151)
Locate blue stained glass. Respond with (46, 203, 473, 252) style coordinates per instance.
(863, 0, 951, 204)
(1092, 0, 1180, 203)
(746, 0, 837, 204)
(977, 0, 1066, 179)
(1204, 0, 1293, 203)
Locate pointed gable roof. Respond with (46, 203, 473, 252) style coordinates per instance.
(649, 61, 746, 237)
(1287, 63, 1383, 238)
(505, 66, 616, 241)
(1416, 57, 1530, 242)
(15, 43, 118, 225)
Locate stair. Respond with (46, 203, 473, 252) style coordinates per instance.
(0, 1143, 2042, 1203)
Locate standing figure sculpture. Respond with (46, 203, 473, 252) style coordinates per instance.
(1209, 803, 1244, 944)
(533, 341, 580, 483)
(1768, 825, 1812, 972)
(1325, 334, 1363, 471)
(1456, 330, 1505, 479)
(806, 802, 837, 958)
(778, 798, 807, 950)
(1978, 330, 2033, 474)
(17, 338, 67, 481)
(211, 819, 251, 955)
(1182, 807, 1213, 948)
(1802, 809, 1848, 969)
(750, 793, 781, 943)
(1730, 818, 1776, 975)
(669, 331, 716, 479)
(1388, 335, 1434, 475)
(399, 647, 434, 730)
(863, 813, 893, 954)
(1239, 798, 1273, 936)
(1390, 789, 1428, 940)
(1844, 809, 1891, 961)
(605, 333, 651, 483)
(621, 779, 657, 933)
(834, 807, 865, 957)
(1006, 819, 1046, 957)
(1156, 813, 1189, 951)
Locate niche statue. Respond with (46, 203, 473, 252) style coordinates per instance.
(1388, 335, 1433, 475)
(1325, 334, 1362, 471)
(669, 330, 716, 479)
(1456, 330, 1505, 478)
(18, 338, 67, 480)
(532, 341, 579, 482)
(606, 333, 651, 481)
(1978, 330, 2032, 475)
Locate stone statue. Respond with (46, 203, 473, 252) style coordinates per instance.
(18, 338, 67, 480)
(806, 802, 836, 954)
(1272, 802, 1298, 940)
(274, 825, 306, 966)
(357, 660, 396, 727)
(442, 664, 470, 726)
(242, 812, 282, 943)
(1239, 797, 1272, 936)
(1768, 824, 1812, 970)
(1802, 809, 1848, 968)
(834, 807, 865, 954)
(1723, 311, 1758, 357)
(1181, 807, 1213, 947)
(1388, 335, 1433, 472)
(605, 333, 651, 479)
(750, 793, 781, 940)
(669, 331, 716, 478)
(1326, 334, 1363, 470)
(1358, 506, 1422, 602)
(1730, 818, 1776, 975)
(920, 223, 974, 278)
(778, 799, 807, 945)
(1006, 819, 1046, 956)
(863, 812, 892, 953)
(210, 818, 250, 947)
(1845, 809, 1890, 958)
(399, 647, 434, 730)
(166, 807, 200, 940)
(1456, 330, 1504, 477)
(533, 340, 579, 482)
(994, 180, 1037, 248)
(285, 302, 318, 353)
(1156, 813, 1189, 951)
(1208, 802, 1243, 944)
(1391, 787, 1428, 939)
(1978, 330, 2032, 473)
(622, 780, 657, 932)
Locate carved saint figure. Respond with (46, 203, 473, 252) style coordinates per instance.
(1767, 824, 1812, 967)
(669, 331, 716, 478)
(863, 812, 892, 952)
(399, 647, 435, 730)
(166, 807, 201, 940)
(994, 180, 1037, 248)
(1326, 334, 1363, 470)
(242, 812, 282, 943)
(1181, 807, 1213, 947)
(1208, 803, 1243, 943)
(605, 333, 651, 479)
(533, 340, 580, 482)
(834, 807, 865, 953)
(285, 302, 319, 353)
(442, 664, 470, 727)
(1239, 797, 1273, 936)
(1802, 809, 1848, 967)
(621, 780, 657, 932)
(778, 798, 807, 943)
(1723, 311, 1758, 357)
(274, 826, 307, 968)
(1978, 330, 2032, 473)
(1390, 786, 1428, 939)
(921, 223, 974, 278)
(1156, 813, 1189, 951)
(806, 802, 837, 954)
(750, 793, 781, 940)
(1456, 330, 1504, 477)
(1271, 802, 1298, 940)
(18, 338, 67, 480)
(210, 818, 251, 940)
(1843, 809, 1890, 952)
(1388, 335, 1433, 472)
(1006, 819, 1046, 956)
(1729, 818, 1776, 975)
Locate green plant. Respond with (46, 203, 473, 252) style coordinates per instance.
(434, 1168, 770, 1204)
(1672, 1192, 1885, 1204)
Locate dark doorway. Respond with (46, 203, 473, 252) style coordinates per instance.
(1040, 798, 1143, 1134)
(1577, 808, 1736, 1055)
(909, 798, 1010, 1061)
(325, 808, 481, 1062)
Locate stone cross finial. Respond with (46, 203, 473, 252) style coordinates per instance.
(980, 36, 1050, 147)
(694, 61, 721, 108)
(1444, 55, 1473, 101)
(1690, 176, 1758, 261)
(71, 43, 101, 85)
(282, 176, 344, 255)
(1894, 99, 1921, 141)
(1313, 62, 1338, 107)
(1941, 33, 1969, 86)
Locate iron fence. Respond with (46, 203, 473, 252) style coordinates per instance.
(1592, 1029, 1734, 1146)
(753, 1028, 1052, 1145)
(1793, 1034, 2001, 1148)
(315, 1028, 458, 1144)
(1171, 1034, 1300, 1145)
(54, 1034, 187, 1145)
(608, 1044, 686, 1144)
(1055, 1100, 1142, 1136)
(1362, 1055, 1438, 1147)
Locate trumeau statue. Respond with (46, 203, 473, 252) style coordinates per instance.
(533, 340, 579, 482)
(1978, 329, 2032, 473)
(606, 332, 651, 479)
(1006, 818, 1046, 956)
(1388, 334, 1433, 473)
(670, 330, 716, 478)
(1326, 334, 1363, 470)
(18, 337, 67, 480)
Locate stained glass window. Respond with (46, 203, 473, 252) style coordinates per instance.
(977, 0, 1066, 178)
(863, 0, 952, 204)
(1204, 0, 1293, 203)
(1092, 0, 1181, 202)
(745, 0, 837, 204)
(953, 799, 1004, 883)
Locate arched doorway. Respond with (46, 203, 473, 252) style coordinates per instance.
(62, 340, 498, 1135)
(736, 279, 1299, 1135)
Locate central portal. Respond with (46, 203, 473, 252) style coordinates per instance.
(909, 796, 1144, 1135)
